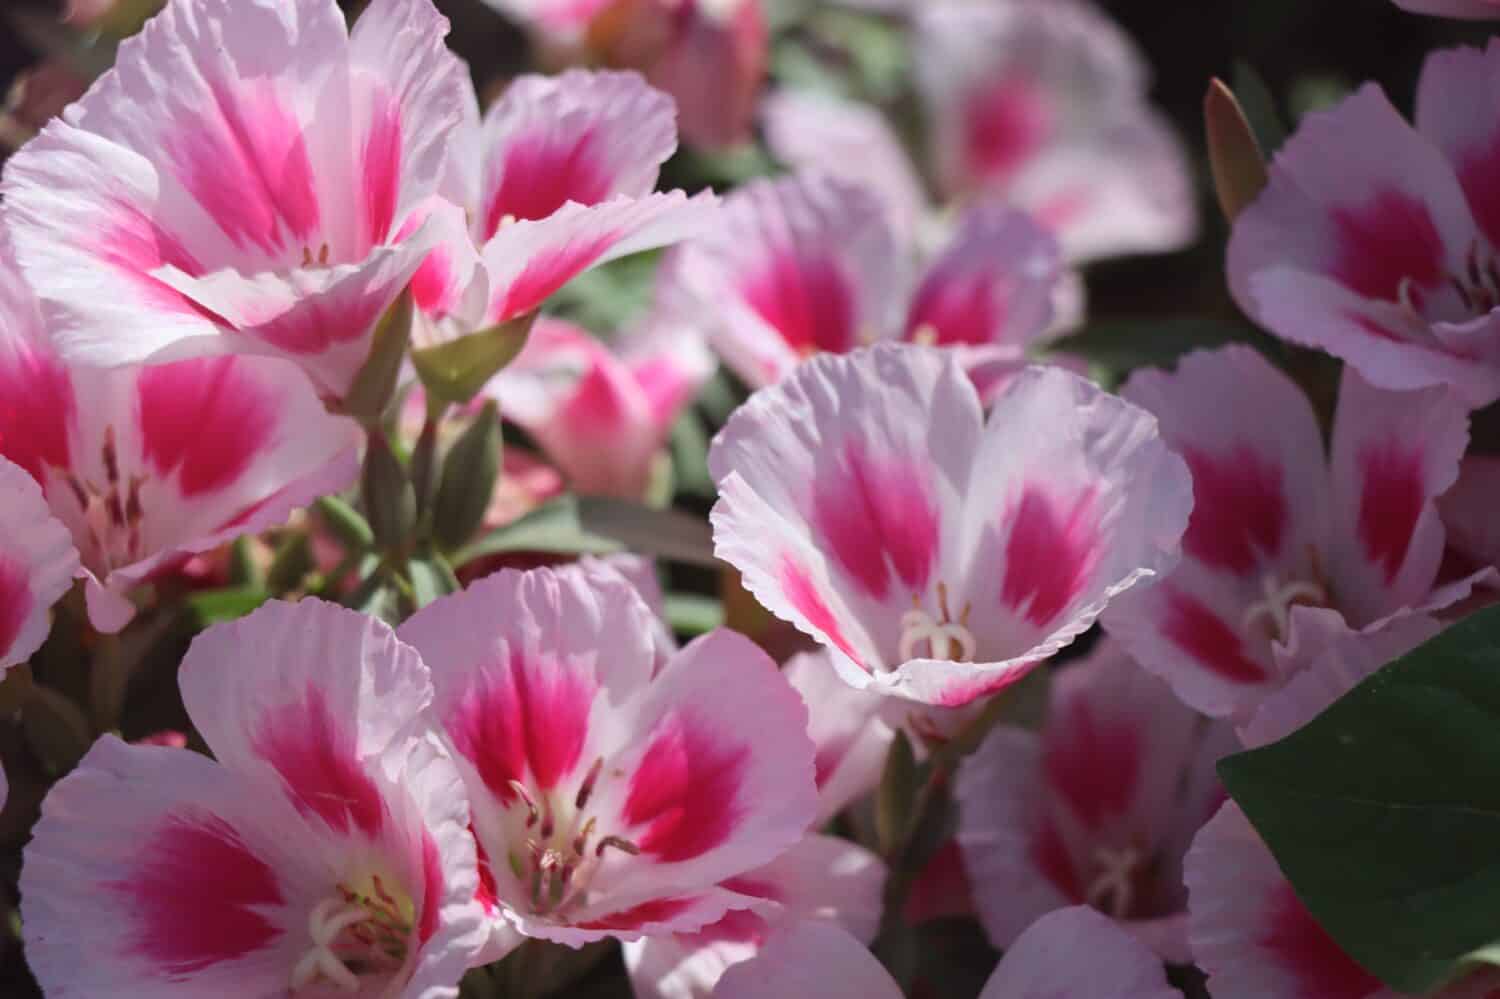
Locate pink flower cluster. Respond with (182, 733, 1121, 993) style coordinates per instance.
(1, 0, 1498, 996)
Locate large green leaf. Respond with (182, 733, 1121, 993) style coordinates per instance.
(1219, 605, 1500, 993)
(451, 496, 624, 567)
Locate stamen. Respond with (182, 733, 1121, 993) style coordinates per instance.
(899, 583, 978, 663)
(289, 882, 413, 994)
(1086, 845, 1142, 920)
(575, 757, 603, 811)
(596, 835, 641, 858)
(508, 780, 540, 828)
(910, 323, 939, 347)
(1241, 572, 1327, 642)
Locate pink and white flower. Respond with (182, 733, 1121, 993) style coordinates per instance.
(1392, 0, 1500, 18)
(1101, 345, 1477, 724)
(410, 69, 718, 362)
(662, 172, 1064, 389)
(483, 1, 767, 150)
(713, 906, 1179, 999)
(1439, 454, 1500, 575)
(956, 640, 1234, 963)
(0, 456, 78, 670)
(708, 343, 1192, 706)
(912, 0, 1196, 262)
(1228, 41, 1500, 407)
(0, 243, 359, 632)
(395, 563, 818, 955)
(2, 0, 472, 402)
(20, 599, 487, 996)
(1184, 802, 1500, 998)
(486, 316, 713, 499)
(623, 833, 885, 999)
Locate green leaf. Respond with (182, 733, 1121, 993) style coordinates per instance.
(411, 312, 536, 406)
(187, 585, 270, 625)
(1218, 605, 1500, 993)
(1231, 61, 1288, 156)
(265, 532, 313, 594)
(452, 496, 625, 567)
(664, 593, 724, 636)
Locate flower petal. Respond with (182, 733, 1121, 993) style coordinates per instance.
(713, 921, 903, 999)
(0, 457, 77, 670)
(664, 173, 905, 388)
(476, 70, 678, 237)
(978, 905, 1178, 999)
(1326, 368, 1469, 625)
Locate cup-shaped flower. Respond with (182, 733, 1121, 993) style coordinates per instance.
(485, 317, 713, 499)
(1228, 41, 1500, 407)
(708, 343, 1192, 706)
(913, 0, 1196, 262)
(956, 641, 1235, 963)
(395, 563, 818, 954)
(2, 0, 473, 402)
(713, 906, 1180, 999)
(1101, 345, 1479, 724)
(21, 599, 487, 997)
(0, 456, 78, 670)
(662, 171, 1063, 389)
(409, 69, 718, 388)
(0, 244, 359, 632)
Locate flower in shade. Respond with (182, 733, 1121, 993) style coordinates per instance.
(0, 241, 359, 632)
(1101, 345, 1483, 724)
(709, 342, 1192, 706)
(485, 315, 713, 499)
(1229, 41, 1500, 407)
(1392, 0, 1500, 22)
(956, 640, 1235, 963)
(713, 906, 1180, 999)
(911, 0, 1196, 262)
(394, 562, 818, 955)
(1184, 801, 1500, 999)
(480, 0, 768, 150)
(0, 456, 78, 670)
(2, 0, 473, 403)
(408, 69, 718, 385)
(662, 171, 1064, 390)
(20, 599, 487, 996)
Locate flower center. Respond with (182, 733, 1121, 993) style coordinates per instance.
(899, 581, 977, 662)
(1241, 572, 1327, 643)
(1398, 244, 1500, 323)
(505, 759, 640, 919)
(290, 874, 414, 993)
(59, 426, 146, 575)
(1086, 844, 1144, 920)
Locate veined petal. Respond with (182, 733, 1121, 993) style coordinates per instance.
(482, 191, 719, 324)
(945, 364, 1191, 707)
(1439, 454, 1500, 572)
(21, 739, 311, 997)
(1185, 802, 1385, 999)
(903, 202, 1062, 350)
(477, 70, 678, 238)
(1327, 368, 1469, 625)
(0, 457, 78, 670)
(784, 651, 896, 824)
(664, 173, 906, 388)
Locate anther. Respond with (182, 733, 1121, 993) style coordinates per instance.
(576, 757, 603, 811)
(596, 835, 641, 858)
